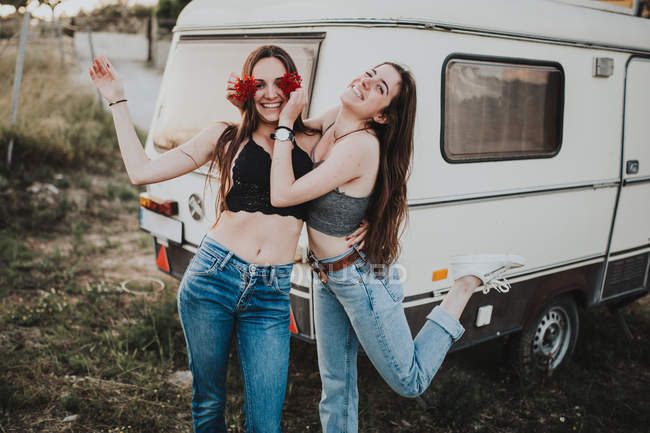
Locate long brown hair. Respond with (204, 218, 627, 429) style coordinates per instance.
(206, 45, 316, 225)
(364, 62, 417, 266)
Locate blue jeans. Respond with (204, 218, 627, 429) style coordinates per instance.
(177, 235, 293, 433)
(313, 248, 465, 433)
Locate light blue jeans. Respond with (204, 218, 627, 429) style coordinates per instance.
(177, 235, 293, 433)
(313, 248, 465, 433)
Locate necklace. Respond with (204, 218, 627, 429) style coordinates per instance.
(333, 126, 370, 143)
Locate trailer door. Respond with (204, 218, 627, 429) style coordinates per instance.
(602, 57, 650, 300)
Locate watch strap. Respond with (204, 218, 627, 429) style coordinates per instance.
(271, 126, 295, 143)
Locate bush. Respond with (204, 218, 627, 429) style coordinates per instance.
(0, 38, 121, 181)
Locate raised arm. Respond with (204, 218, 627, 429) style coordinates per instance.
(270, 89, 376, 206)
(89, 56, 222, 186)
(271, 136, 373, 207)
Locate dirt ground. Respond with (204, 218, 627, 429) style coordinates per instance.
(1, 168, 648, 433)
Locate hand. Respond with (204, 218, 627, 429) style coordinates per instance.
(225, 72, 245, 112)
(279, 88, 308, 128)
(88, 55, 125, 104)
(346, 219, 368, 249)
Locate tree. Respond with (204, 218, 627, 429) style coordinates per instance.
(4, 1, 61, 11)
(155, 0, 191, 31)
(4, 0, 28, 7)
(156, 0, 192, 21)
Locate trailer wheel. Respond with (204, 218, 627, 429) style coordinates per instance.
(509, 295, 579, 381)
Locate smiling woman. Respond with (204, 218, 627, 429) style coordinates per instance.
(88, 44, 322, 433)
(262, 60, 526, 433)
(151, 39, 319, 154)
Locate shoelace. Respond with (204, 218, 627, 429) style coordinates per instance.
(480, 264, 513, 294)
(482, 278, 511, 294)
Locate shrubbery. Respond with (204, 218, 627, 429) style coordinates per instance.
(0, 39, 122, 182)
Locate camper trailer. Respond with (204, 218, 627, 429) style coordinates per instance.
(138, 0, 650, 377)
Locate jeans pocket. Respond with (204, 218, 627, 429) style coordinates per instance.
(272, 271, 292, 296)
(185, 248, 220, 277)
(378, 276, 403, 303)
(363, 264, 403, 304)
(323, 262, 364, 285)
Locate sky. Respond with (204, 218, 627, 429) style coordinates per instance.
(0, 0, 158, 20)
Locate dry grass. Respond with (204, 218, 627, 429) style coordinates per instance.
(0, 36, 144, 183)
(1, 173, 648, 433)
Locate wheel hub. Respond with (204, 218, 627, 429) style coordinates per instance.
(532, 306, 571, 370)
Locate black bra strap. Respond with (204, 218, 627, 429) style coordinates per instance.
(312, 122, 336, 160)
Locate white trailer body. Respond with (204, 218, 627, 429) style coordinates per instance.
(139, 0, 650, 372)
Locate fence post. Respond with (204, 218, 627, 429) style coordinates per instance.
(147, 16, 152, 62)
(7, 12, 30, 169)
(86, 24, 102, 106)
(147, 13, 159, 66)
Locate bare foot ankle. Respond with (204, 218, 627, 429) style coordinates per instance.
(455, 275, 481, 292)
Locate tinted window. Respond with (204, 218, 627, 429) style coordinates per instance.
(443, 57, 563, 162)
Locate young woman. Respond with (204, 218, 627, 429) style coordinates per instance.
(267, 63, 525, 432)
(89, 46, 326, 433)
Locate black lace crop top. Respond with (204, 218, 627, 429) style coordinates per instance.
(225, 138, 313, 220)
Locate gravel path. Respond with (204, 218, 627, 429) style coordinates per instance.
(73, 32, 164, 131)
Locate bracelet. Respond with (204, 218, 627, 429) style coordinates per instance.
(109, 98, 127, 107)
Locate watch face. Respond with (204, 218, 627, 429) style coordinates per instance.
(275, 129, 292, 140)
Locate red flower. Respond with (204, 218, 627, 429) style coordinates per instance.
(234, 74, 257, 101)
(278, 72, 302, 97)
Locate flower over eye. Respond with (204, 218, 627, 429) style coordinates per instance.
(278, 72, 302, 97)
(234, 74, 257, 101)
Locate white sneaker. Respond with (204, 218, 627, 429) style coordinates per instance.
(450, 254, 526, 294)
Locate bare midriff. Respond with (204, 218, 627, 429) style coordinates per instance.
(206, 210, 303, 265)
(307, 226, 354, 261)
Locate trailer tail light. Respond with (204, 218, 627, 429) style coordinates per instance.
(140, 194, 178, 217)
(289, 307, 299, 334)
(432, 269, 448, 281)
(156, 244, 170, 272)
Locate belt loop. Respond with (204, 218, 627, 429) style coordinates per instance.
(218, 251, 233, 270)
(308, 250, 328, 284)
(269, 267, 276, 287)
(352, 244, 366, 262)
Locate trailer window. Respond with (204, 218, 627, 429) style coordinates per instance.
(442, 57, 563, 162)
(151, 36, 323, 155)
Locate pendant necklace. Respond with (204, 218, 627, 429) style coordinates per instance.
(333, 126, 371, 143)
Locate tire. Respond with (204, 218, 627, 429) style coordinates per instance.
(509, 295, 579, 383)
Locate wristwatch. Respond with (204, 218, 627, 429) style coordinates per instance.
(271, 126, 295, 144)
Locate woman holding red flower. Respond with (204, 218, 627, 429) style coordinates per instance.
(89, 45, 359, 433)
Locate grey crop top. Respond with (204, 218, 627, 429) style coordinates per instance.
(306, 123, 371, 237)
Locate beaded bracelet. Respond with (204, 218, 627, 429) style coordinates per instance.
(109, 99, 127, 107)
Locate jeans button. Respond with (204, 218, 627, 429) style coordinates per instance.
(249, 264, 256, 272)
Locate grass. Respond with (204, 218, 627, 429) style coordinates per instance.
(1, 287, 190, 430)
(1, 35, 649, 433)
(0, 37, 147, 184)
